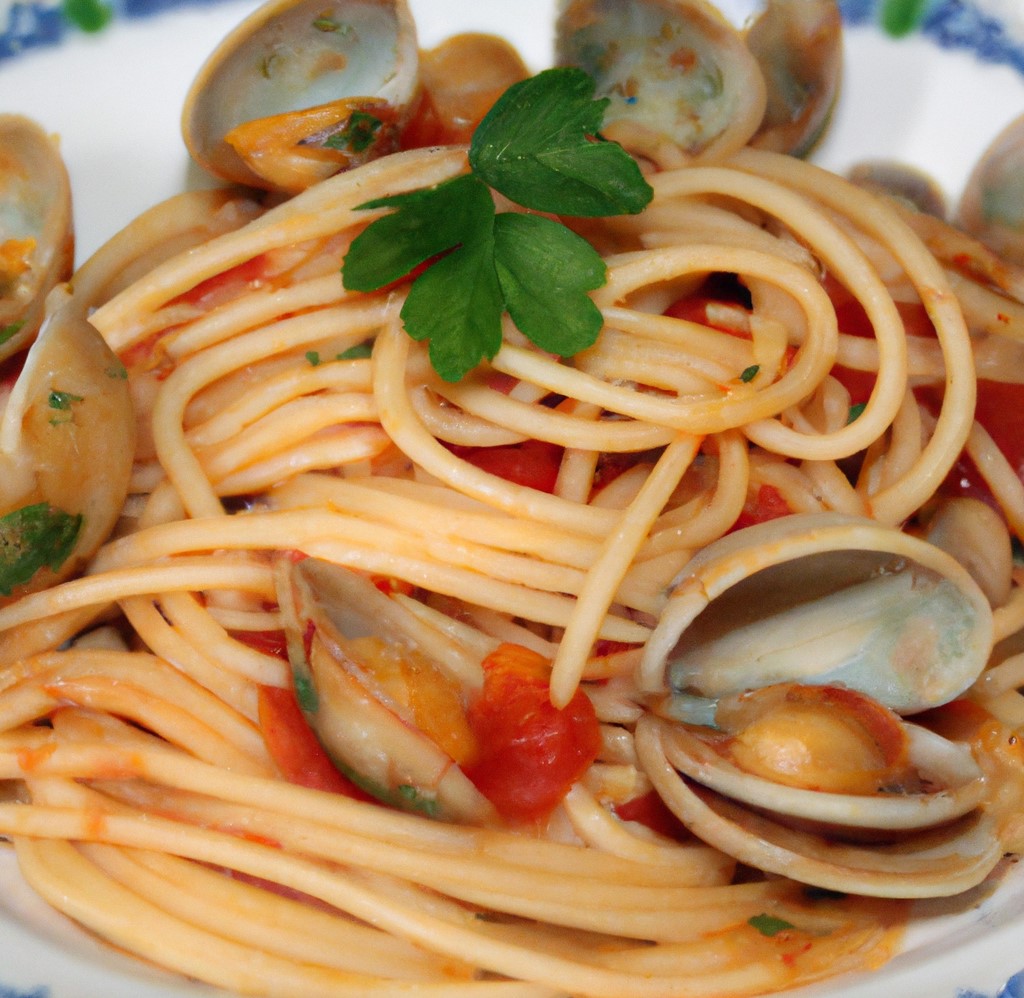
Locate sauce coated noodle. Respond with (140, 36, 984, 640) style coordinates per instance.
(3, 13, 1024, 998)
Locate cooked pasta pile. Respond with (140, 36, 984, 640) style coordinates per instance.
(2, 138, 1024, 997)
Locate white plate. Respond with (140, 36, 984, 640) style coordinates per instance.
(2, 2, 1024, 996)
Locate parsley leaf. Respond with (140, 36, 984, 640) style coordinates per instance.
(471, 67, 653, 217)
(0, 502, 83, 595)
(493, 212, 605, 356)
(341, 67, 654, 382)
(344, 174, 490, 292)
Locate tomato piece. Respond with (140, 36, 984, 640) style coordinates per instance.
(232, 628, 289, 660)
(171, 254, 269, 309)
(830, 293, 935, 405)
(463, 643, 601, 824)
(449, 438, 564, 493)
(613, 790, 689, 841)
(257, 683, 373, 799)
(402, 34, 529, 148)
(731, 483, 791, 532)
(917, 378, 1024, 504)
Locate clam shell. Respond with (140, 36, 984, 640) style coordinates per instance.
(639, 512, 994, 716)
(0, 114, 74, 361)
(637, 714, 1004, 898)
(555, 0, 767, 164)
(182, 0, 420, 193)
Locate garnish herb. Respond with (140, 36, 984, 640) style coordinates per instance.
(312, 15, 349, 32)
(48, 389, 84, 425)
(847, 401, 867, 424)
(747, 914, 796, 937)
(325, 111, 383, 154)
(0, 502, 82, 595)
(48, 390, 84, 411)
(305, 350, 322, 367)
(740, 364, 760, 383)
(343, 67, 654, 382)
(338, 341, 373, 360)
(0, 321, 24, 347)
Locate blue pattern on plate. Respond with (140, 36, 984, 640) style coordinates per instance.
(0, 985, 49, 998)
(958, 969, 1024, 998)
(3, 0, 1024, 67)
(0, 0, 238, 60)
(839, 0, 1024, 73)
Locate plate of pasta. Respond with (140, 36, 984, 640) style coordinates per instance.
(3, 1, 1024, 997)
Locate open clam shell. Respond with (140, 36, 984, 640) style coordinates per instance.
(182, 0, 420, 194)
(554, 0, 767, 165)
(650, 710, 986, 832)
(957, 112, 1024, 266)
(638, 511, 994, 718)
(0, 284, 135, 600)
(275, 556, 495, 822)
(637, 714, 1003, 899)
(0, 114, 74, 362)
(745, 0, 842, 157)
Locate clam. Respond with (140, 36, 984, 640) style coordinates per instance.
(632, 512, 1002, 897)
(0, 114, 74, 363)
(554, 0, 767, 165)
(182, 0, 420, 194)
(639, 511, 993, 715)
(745, 0, 843, 157)
(275, 556, 496, 823)
(957, 112, 1024, 265)
(847, 160, 948, 219)
(0, 284, 135, 601)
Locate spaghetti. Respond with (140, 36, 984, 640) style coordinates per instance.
(1, 56, 1024, 998)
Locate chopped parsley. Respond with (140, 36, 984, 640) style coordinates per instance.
(847, 401, 867, 424)
(747, 914, 796, 937)
(325, 111, 383, 154)
(0, 502, 83, 595)
(740, 364, 760, 383)
(342, 67, 654, 382)
(338, 341, 373, 360)
(0, 321, 24, 347)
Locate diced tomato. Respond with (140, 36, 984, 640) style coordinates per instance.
(830, 291, 936, 405)
(172, 254, 269, 309)
(917, 378, 1024, 504)
(370, 575, 416, 597)
(257, 683, 374, 800)
(450, 438, 564, 493)
(731, 483, 791, 532)
(401, 34, 529, 148)
(463, 643, 601, 824)
(232, 628, 290, 660)
(613, 790, 689, 841)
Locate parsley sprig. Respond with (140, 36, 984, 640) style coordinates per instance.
(342, 67, 654, 382)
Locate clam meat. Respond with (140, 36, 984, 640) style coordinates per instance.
(634, 512, 1002, 897)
